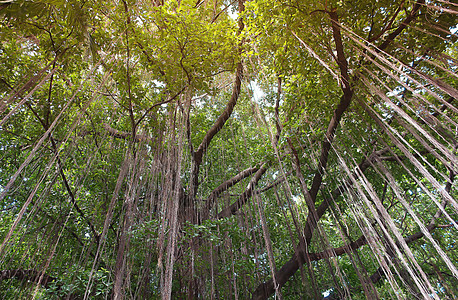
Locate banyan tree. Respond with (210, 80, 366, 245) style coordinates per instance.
(0, 0, 457, 299)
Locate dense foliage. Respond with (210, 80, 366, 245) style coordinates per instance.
(0, 0, 457, 299)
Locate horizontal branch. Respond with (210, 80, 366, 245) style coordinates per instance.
(303, 221, 450, 292)
(370, 221, 445, 283)
(308, 219, 452, 264)
(370, 167, 453, 284)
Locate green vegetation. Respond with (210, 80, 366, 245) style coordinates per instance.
(0, 0, 456, 299)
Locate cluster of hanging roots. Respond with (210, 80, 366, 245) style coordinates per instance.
(0, 0, 457, 299)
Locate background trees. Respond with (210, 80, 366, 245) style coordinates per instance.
(0, 0, 456, 299)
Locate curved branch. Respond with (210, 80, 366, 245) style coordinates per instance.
(135, 86, 186, 127)
(190, 0, 246, 196)
(191, 62, 243, 173)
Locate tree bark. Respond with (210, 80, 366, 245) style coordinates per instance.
(252, 1, 425, 296)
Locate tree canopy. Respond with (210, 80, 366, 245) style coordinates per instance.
(0, 0, 457, 299)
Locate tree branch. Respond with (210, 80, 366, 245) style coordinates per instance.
(370, 164, 454, 284)
(251, 2, 430, 294)
(308, 235, 367, 262)
(368, 1, 405, 43)
(252, 11, 355, 298)
(307, 220, 450, 265)
(23, 86, 100, 244)
(252, 145, 388, 299)
(377, 0, 425, 52)
(135, 86, 186, 128)
(191, 62, 243, 190)
(308, 9, 353, 203)
(254, 172, 291, 195)
(190, 0, 246, 196)
(102, 123, 152, 142)
(217, 163, 268, 219)
(204, 166, 259, 214)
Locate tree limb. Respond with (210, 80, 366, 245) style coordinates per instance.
(254, 172, 291, 195)
(190, 0, 246, 196)
(102, 123, 152, 142)
(0, 269, 56, 288)
(370, 160, 455, 284)
(308, 235, 367, 262)
(308, 9, 353, 203)
(204, 166, 259, 214)
(191, 62, 244, 192)
(23, 87, 100, 243)
(252, 146, 388, 299)
(135, 86, 186, 127)
(252, 10, 355, 298)
(217, 163, 268, 219)
(368, 1, 405, 43)
(252, 1, 426, 295)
